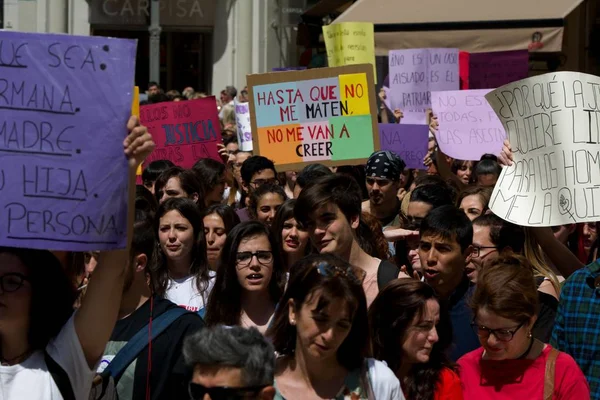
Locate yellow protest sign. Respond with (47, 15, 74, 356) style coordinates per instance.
(131, 86, 143, 176)
(323, 22, 376, 83)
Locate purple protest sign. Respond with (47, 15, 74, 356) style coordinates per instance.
(468, 50, 529, 89)
(389, 48, 459, 124)
(431, 89, 506, 161)
(379, 124, 429, 170)
(234, 100, 253, 151)
(0, 31, 137, 251)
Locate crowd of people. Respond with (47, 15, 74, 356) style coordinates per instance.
(0, 81, 597, 400)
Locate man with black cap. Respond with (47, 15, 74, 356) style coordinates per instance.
(362, 150, 406, 228)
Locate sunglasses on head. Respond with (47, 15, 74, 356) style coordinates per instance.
(188, 382, 266, 400)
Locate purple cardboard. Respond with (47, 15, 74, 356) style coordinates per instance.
(0, 31, 137, 251)
(379, 123, 429, 170)
(468, 50, 529, 89)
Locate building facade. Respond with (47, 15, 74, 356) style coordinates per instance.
(1, 0, 307, 95)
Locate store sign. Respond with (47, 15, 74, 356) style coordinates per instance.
(90, 0, 215, 27)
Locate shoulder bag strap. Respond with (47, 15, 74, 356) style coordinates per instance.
(360, 359, 376, 400)
(544, 348, 560, 400)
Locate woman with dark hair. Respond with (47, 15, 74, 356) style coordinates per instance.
(459, 254, 589, 398)
(267, 253, 401, 399)
(0, 118, 154, 398)
(474, 154, 502, 187)
(248, 183, 287, 226)
(153, 197, 214, 312)
(457, 186, 492, 221)
(451, 159, 475, 186)
(204, 221, 286, 333)
(271, 199, 310, 270)
(357, 212, 391, 260)
(370, 280, 462, 400)
(135, 184, 158, 215)
(202, 204, 241, 271)
(192, 158, 227, 207)
(142, 159, 174, 194)
(154, 166, 203, 206)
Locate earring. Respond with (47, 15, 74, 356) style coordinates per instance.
(527, 331, 532, 338)
(290, 319, 296, 325)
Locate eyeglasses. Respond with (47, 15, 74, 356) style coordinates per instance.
(405, 216, 424, 231)
(249, 178, 279, 188)
(470, 320, 525, 342)
(188, 382, 267, 400)
(236, 251, 274, 268)
(471, 246, 498, 258)
(0, 273, 30, 293)
(316, 262, 366, 284)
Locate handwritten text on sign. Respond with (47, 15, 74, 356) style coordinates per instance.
(379, 124, 429, 170)
(0, 31, 136, 251)
(248, 65, 379, 171)
(431, 89, 506, 161)
(141, 97, 222, 169)
(389, 48, 459, 124)
(486, 72, 600, 226)
(322, 23, 377, 83)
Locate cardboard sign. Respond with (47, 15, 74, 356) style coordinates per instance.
(272, 67, 307, 72)
(141, 97, 223, 169)
(486, 71, 600, 226)
(379, 124, 429, 170)
(133, 86, 143, 180)
(234, 100, 253, 151)
(323, 22, 377, 83)
(0, 31, 137, 251)
(469, 50, 529, 90)
(431, 89, 506, 161)
(247, 64, 380, 171)
(388, 48, 459, 124)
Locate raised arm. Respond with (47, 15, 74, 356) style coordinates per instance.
(75, 116, 155, 368)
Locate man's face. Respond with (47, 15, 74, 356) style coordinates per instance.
(366, 177, 399, 209)
(307, 203, 358, 259)
(469, 224, 498, 283)
(418, 232, 472, 298)
(148, 85, 159, 96)
(191, 364, 274, 400)
(246, 169, 277, 192)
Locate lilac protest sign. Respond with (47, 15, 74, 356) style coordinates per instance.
(389, 48, 459, 124)
(234, 100, 253, 151)
(468, 50, 529, 90)
(0, 31, 137, 251)
(431, 89, 506, 161)
(379, 124, 429, 170)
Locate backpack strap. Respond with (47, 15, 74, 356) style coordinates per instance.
(377, 261, 399, 290)
(103, 307, 190, 379)
(544, 348, 560, 400)
(45, 351, 76, 400)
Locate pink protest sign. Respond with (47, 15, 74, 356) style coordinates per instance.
(468, 50, 529, 89)
(431, 89, 506, 161)
(141, 97, 223, 169)
(388, 48, 459, 124)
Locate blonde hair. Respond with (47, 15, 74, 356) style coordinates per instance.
(524, 228, 561, 295)
(222, 104, 236, 126)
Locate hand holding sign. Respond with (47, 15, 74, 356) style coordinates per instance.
(486, 71, 600, 226)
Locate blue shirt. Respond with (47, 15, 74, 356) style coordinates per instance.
(447, 278, 480, 361)
(551, 261, 600, 400)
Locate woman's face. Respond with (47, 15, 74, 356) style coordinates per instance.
(407, 237, 422, 275)
(256, 194, 285, 226)
(234, 153, 251, 187)
(281, 218, 310, 256)
(235, 234, 274, 293)
(399, 170, 409, 188)
(158, 210, 195, 263)
(0, 253, 32, 334)
(460, 194, 485, 221)
(582, 222, 598, 254)
(401, 299, 440, 365)
(285, 171, 297, 185)
(475, 307, 534, 361)
(289, 290, 352, 362)
(456, 162, 473, 185)
(203, 213, 227, 268)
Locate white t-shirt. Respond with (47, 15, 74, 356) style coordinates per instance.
(0, 314, 95, 400)
(165, 271, 216, 312)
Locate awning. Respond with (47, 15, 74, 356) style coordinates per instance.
(334, 0, 584, 53)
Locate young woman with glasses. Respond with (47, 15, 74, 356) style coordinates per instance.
(267, 253, 402, 400)
(204, 221, 286, 333)
(458, 254, 589, 399)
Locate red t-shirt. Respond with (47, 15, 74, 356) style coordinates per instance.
(435, 368, 463, 400)
(458, 345, 590, 400)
